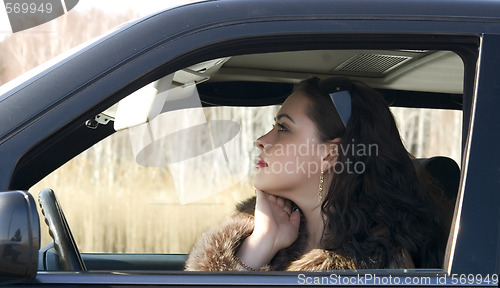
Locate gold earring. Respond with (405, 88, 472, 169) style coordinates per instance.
(318, 171, 324, 202)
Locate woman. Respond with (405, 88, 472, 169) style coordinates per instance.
(185, 77, 446, 271)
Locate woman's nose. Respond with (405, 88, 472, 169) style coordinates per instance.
(255, 134, 270, 151)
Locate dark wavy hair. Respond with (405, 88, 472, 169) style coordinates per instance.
(294, 77, 446, 269)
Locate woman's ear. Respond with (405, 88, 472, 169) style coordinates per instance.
(322, 138, 341, 172)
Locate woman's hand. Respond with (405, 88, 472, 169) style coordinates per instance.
(253, 189, 301, 250)
(236, 189, 300, 270)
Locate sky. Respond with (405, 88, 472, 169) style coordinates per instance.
(0, 0, 201, 39)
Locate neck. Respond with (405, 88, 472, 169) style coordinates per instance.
(298, 172, 332, 251)
(301, 204, 325, 251)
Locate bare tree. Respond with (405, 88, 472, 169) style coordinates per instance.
(0, 8, 135, 84)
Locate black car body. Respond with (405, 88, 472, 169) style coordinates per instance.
(0, 0, 499, 286)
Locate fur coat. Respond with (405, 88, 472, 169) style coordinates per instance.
(185, 197, 414, 271)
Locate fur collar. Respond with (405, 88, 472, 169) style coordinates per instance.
(185, 196, 355, 271)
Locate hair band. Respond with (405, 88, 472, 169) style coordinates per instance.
(329, 89, 351, 127)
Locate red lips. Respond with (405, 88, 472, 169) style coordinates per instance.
(256, 156, 268, 168)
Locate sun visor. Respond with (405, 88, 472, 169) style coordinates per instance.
(124, 79, 245, 204)
(113, 70, 208, 131)
(113, 57, 229, 131)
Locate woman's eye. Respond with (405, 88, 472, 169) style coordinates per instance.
(276, 123, 288, 131)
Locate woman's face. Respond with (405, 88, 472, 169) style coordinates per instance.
(254, 92, 331, 205)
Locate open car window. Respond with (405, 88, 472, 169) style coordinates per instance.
(29, 48, 464, 272)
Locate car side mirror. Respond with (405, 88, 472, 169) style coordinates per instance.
(0, 191, 40, 282)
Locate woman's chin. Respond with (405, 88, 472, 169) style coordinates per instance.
(253, 177, 274, 192)
(253, 183, 282, 197)
(254, 175, 297, 195)
(252, 173, 264, 189)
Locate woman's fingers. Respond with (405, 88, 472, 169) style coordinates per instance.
(257, 189, 295, 216)
(283, 199, 292, 215)
(255, 189, 262, 197)
(289, 209, 301, 229)
(252, 189, 300, 252)
(255, 189, 270, 204)
(266, 193, 276, 203)
(276, 196, 284, 208)
(274, 196, 293, 215)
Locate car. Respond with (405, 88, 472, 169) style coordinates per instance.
(0, 0, 499, 286)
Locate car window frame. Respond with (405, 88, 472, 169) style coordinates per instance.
(30, 39, 477, 275)
(446, 33, 500, 275)
(0, 5, 491, 283)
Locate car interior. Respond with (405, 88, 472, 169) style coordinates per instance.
(27, 43, 474, 273)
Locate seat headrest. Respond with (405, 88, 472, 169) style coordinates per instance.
(417, 156, 460, 199)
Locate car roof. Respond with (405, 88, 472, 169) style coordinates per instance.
(184, 0, 500, 22)
(0, 0, 494, 101)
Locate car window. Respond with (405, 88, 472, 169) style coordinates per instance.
(29, 49, 464, 268)
(29, 106, 462, 254)
(31, 104, 278, 253)
(391, 107, 462, 165)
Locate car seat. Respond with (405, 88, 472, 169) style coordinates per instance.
(417, 156, 460, 240)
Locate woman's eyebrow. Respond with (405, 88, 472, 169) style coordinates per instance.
(275, 113, 295, 124)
